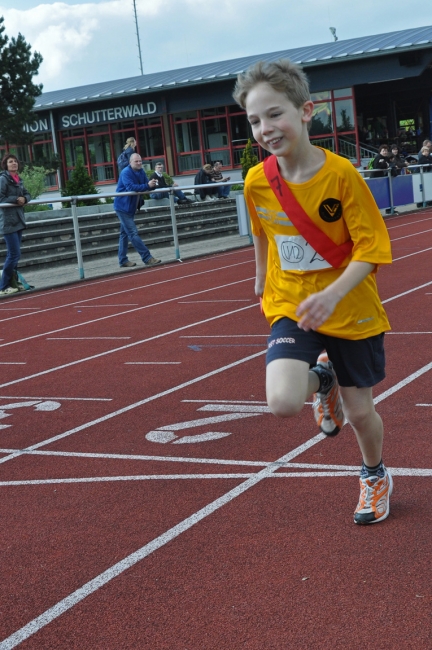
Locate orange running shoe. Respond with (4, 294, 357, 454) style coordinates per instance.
(311, 352, 344, 436)
(354, 465, 393, 525)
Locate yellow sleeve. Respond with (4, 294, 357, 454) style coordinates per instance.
(341, 166, 392, 266)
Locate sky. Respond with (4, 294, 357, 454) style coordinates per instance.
(2, 0, 432, 95)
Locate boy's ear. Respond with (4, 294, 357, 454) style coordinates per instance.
(301, 100, 315, 124)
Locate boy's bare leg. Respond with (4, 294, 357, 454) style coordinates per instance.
(266, 358, 319, 418)
(339, 386, 383, 466)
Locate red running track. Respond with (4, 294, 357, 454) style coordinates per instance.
(0, 211, 431, 649)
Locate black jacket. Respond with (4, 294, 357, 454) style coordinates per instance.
(194, 169, 215, 199)
(0, 172, 31, 235)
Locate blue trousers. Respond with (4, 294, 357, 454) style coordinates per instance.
(116, 210, 151, 266)
(217, 185, 231, 198)
(149, 189, 187, 202)
(1, 230, 23, 290)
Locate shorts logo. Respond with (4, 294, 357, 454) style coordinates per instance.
(319, 198, 342, 223)
(280, 241, 304, 263)
(268, 336, 296, 349)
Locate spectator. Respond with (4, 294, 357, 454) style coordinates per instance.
(194, 164, 217, 201)
(0, 154, 31, 296)
(418, 139, 432, 158)
(149, 163, 192, 204)
(418, 146, 432, 171)
(372, 145, 398, 214)
(113, 153, 161, 268)
(117, 137, 137, 174)
(390, 145, 408, 175)
(210, 161, 231, 199)
(372, 145, 396, 178)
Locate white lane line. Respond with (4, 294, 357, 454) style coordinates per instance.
(0, 308, 41, 311)
(2, 467, 431, 486)
(0, 303, 256, 390)
(0, 363, 26, 365)
(391, 227, 432, 241)
(0, 259, 254, 325)
(0, 349, 266, 465)
(47, 337, 131, 340)
(178, 300, 252, 303)
(0, 434, 324, 650)
(417, 404, 432, 407)
(392, 246, 432, 261)
(0, 396, 111, 402)
(183, 399, 268, 403)
(124, 362, 181, 365)
(74, 305, 139, 307)
(2, 358, 427, 467)
(0, 449, 269, 467)
(372, 361, 432, 405)
(180, 335, 267, 338)
(387, 216, 432, 230)
(382, 281, 432, 303)
(387, 332, 432, 334)
(0, 277, 253, 349)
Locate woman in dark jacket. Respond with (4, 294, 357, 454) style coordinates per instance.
(194, 164, 217, 201)
(0, 154, 31, 296)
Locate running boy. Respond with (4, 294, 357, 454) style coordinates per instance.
(233, 60, 393, 525)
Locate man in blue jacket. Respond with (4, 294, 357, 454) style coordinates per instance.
(113, 153, 161, 267)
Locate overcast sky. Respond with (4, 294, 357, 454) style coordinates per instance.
(2, 0, 432, 93)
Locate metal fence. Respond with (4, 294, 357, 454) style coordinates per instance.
(358, 164, 432, 214)
(0, 181, 244, 282)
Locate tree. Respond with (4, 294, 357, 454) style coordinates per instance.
(20, 165, 46, 200)
(61, 159, 100, 206)
(0, 16, 43, 145)
(240, 139, 259, 180)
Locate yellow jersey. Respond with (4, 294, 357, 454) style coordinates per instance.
(244, 148, 392, 339)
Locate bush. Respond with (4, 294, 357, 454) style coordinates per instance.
(240, 139, 259, 180)
(24, 203, 52, 213)
(20, 165, 47, 201)
(230, 184, 244, 191)
(61, 159, 100, 207)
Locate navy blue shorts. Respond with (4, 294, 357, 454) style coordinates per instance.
(266, 317, 386, 388)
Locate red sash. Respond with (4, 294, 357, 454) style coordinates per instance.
(262, 155, 353, 268)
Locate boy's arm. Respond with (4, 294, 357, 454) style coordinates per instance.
(296, 260, 375, 331)
(253, 231, 268, 297)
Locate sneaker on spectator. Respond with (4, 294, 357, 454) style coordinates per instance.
(354, 465, 393, 525)
(311, 352, 344, 436)
(145, 257, 161, 266)
(0, 286, 19, 296)
(121, 261, 136, 267)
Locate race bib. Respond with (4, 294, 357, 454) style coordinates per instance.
(274, 234, 332, 271)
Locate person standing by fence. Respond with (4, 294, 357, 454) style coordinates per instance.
(113, 153, 161, 268)
(0, 154, 31, 296)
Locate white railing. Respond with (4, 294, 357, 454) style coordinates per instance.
(0, 181, 244, 281)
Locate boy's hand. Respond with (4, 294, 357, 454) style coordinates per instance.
(296, 289, 340, 331)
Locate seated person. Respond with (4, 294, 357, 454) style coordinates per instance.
(149, 163, 191, 204)
(210, 161, 231, 199)
(194, 164, 218, 201)
(418, 147, 432, 171)
(372, 145, 396, 177)
(390, 145, 408, 175)
(418, 139, 432, 159)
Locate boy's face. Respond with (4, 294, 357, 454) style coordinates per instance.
(245, 82, 313, 157)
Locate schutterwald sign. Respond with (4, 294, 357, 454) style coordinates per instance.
(59, 101, 158, 129)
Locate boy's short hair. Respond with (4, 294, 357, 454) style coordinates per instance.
(232, 59, 311, 110)
(203, 163, 213, 172)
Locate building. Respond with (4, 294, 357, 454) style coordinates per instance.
(4, 25, 432, 191)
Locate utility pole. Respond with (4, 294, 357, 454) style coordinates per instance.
(132, 0, 144, 75)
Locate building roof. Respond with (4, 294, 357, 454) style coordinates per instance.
(35, 25, 432, 110)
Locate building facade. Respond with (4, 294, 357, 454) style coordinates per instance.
(3, 25, 432, 191)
